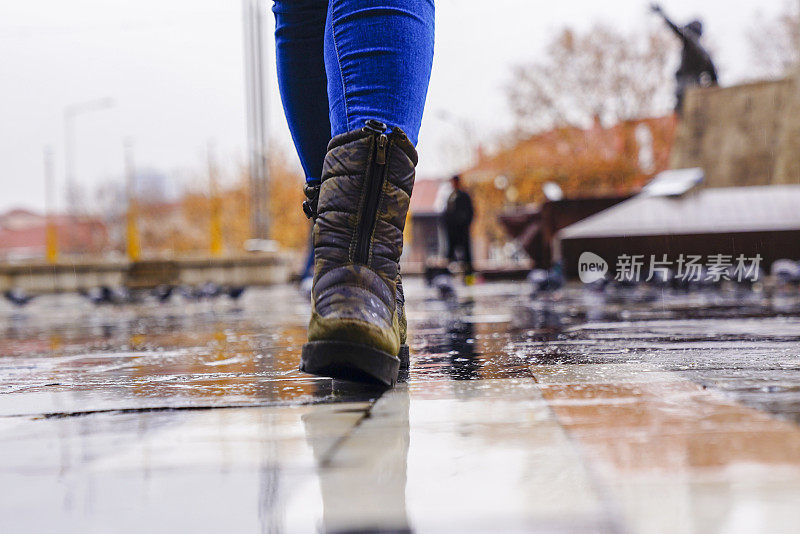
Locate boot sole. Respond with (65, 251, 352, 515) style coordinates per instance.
(301, 341, 402, 387)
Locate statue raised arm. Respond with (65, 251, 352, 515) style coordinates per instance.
(651, 3, 688, 41)
(651, 3, 717, 114)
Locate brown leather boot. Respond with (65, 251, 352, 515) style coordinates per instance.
(300, 120, 416, 387)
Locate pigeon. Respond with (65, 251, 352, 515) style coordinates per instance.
(80, 286, 114, 305)
(424, 265, 452, 286)
(4, 289, 35, 307)
(199, 282, 221, 299)
(152, 285, 175, 303)
(226, 286, 247, 301)
(771, 259, 800, 284)
(528, 265, 564, 296)
(179, 286, 201, 301)
(79, 286, 132, 305)
(432, 273, 456, 300)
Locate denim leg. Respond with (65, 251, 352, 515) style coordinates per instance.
(324, 0, 435, 146)
(273, 0, 331, 182)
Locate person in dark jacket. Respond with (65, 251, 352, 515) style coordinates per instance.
(444, 174, 475, 280)
(652, 3, 718, 114)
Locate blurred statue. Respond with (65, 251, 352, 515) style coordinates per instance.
(651, 4, 718, 114)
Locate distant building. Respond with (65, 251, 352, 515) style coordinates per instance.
(0, 209, 109, 261)
(557, 185, 800, 278)
(403, 179, 450, 270)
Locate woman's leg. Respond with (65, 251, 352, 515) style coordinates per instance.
(300, 0, 434, 386)
(272, 0, 331, 182)
(324, 0, 435, 146)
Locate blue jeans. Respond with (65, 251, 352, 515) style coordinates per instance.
(273, 0, 435, 182)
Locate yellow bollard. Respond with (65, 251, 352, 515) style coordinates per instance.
(45, 221, 58, 264)
(43, 147, 58, 264)
(208, 142, 223, 257)
(210, 194, 223, 257)
(126, 205, 141, 261)
(124, 141, 141, 261)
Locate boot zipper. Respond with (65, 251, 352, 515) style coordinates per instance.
(354, 130, 388, 264)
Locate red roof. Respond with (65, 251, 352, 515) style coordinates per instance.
(0, 209, 109, 257)
(410, 179, 447, 214)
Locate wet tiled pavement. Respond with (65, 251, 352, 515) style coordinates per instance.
(1, 280, 800, 532)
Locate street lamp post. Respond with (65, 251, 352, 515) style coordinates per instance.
(63, 97, 115, 216)
(435, 110, 479, 171)
(794, 0, 800, 79)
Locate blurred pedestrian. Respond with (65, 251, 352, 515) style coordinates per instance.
(444, 174, 476, 284)
(651, 3, 718, 114)
(272, 0, 434, 387)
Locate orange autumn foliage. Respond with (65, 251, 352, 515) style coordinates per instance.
(134, 152, 308, 256)
(462, 116, 677, 258)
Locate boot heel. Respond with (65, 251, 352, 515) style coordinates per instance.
(301, 341, 401, 387)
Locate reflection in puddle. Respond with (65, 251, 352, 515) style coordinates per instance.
(2, 280, 800, 532)
(303, 386, 411, 532)
(1, 280, 799, 412)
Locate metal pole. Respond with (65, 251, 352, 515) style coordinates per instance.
(243, 0, 252, 236)
(64, 112, 76, 217)
(63, 97, 115, 217)
(796, 0, 800, 77)
(242, 0, 270, 241)
(256, 1, 271, 240)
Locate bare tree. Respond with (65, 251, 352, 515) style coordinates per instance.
(508, 24, 676, 135)
(748, 2, 800, 80)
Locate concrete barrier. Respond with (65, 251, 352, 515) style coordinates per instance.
(0, 253, 292, 295)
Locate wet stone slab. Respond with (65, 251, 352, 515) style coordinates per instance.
(1, 280, 800, 532)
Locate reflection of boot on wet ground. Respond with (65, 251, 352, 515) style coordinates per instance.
(446, 311, 480, 381)
(302, 387, 411, 533)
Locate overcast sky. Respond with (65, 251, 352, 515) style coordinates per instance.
(0, 0, 789, 213)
